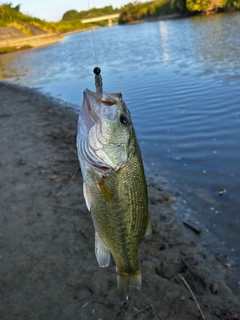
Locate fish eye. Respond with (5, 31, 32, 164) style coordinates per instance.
(120, 114, 128, 125)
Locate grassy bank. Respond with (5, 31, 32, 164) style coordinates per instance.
(0, 44, 32, 54)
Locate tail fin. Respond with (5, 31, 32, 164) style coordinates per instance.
(117, 271, 142, 301)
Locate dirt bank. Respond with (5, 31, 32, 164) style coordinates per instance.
(0, 33, 63, 52)
(0, 25, 63, 53)
(0, 82, 239, 320)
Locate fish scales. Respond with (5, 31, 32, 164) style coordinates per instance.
(90, 135, 148, 271)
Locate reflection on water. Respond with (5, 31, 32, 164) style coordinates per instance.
(0, 51, 31, 80)
(159, 21, 169, 66)
(1, 12, 240, 267)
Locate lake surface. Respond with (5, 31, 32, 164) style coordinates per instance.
(1, 13, 240, 267)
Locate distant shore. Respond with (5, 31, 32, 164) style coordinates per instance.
(123, 12, 189, 25)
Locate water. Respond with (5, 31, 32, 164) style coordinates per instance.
(1, 13, 240, 266)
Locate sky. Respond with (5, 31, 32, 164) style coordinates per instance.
(8, 0, 135, 22)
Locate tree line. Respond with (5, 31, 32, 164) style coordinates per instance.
(62, 5, 120, 21)
(118, 0, 240, 24)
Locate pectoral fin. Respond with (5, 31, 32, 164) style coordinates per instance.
(83, 182, 91, 211)
(95, 232, 110, 267)
(145, 218, 152, 237)
(96, 179, 114, 202)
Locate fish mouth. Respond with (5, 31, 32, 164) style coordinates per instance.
(82, 89, 101, 125)
(83, 89, 123, 125)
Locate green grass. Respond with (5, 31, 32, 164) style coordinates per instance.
(0, 45, 33, 54)
(0, 3, 53, 30)
(49, 20, 109, 34)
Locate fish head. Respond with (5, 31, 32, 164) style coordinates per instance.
(79, 89, 134, 172)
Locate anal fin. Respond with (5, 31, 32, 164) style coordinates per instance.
(95, 232, 110, 267)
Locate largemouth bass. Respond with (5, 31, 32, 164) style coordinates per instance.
(76, 88, 152, 300)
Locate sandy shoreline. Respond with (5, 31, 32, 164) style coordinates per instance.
(0, 82, 239, 319)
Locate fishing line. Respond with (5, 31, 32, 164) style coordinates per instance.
(86, 0, 117, 92)
(86, 0, 103, 92)
(87, 0, 98, 68)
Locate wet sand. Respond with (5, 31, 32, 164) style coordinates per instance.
(0, 82, 239, 319)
